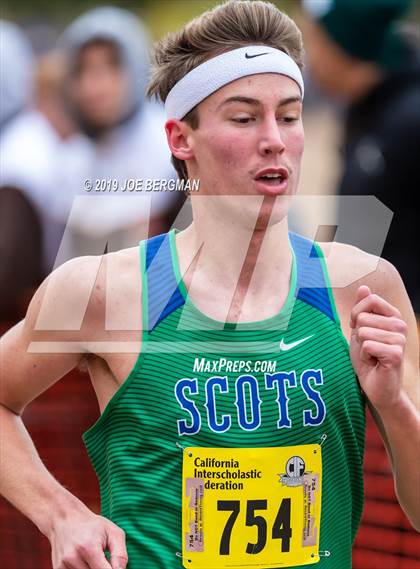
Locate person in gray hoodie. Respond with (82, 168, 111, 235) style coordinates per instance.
(56, 6, 184, 260)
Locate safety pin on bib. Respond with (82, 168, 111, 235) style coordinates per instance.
(176, 441, 194, 459)
(175, 441, 191, 453)
(176, 551, 192, 563)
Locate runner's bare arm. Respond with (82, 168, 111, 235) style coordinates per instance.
(350, 259, 420, 531)
(0, 255, 129, 569)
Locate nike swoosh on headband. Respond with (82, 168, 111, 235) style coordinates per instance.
(245, 52, 270, 59)
(279, 335, 314, 352)
(165, 46, 305, 119)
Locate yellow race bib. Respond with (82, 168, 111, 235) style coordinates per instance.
(182, 444, 322, 568)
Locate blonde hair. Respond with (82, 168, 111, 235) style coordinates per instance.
(148, 0, 304, 180)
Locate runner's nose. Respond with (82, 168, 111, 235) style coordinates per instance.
(258, 116, 285, 156)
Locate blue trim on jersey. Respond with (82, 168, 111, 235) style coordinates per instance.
(288, 232, 335, 322)
(145, 232, 185, 331)
(144, 231, 335, 331)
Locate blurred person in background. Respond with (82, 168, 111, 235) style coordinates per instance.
(0, 20, 78, 320)
(56, 6, 184, 259)
(302, 0, 420, 317)
(0, 21, 44, 319)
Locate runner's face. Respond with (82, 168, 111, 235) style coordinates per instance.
(187, 73, 304, 225)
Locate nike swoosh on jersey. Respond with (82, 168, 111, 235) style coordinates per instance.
(279, 335, 314, 351)
(245, 52, 269, 59)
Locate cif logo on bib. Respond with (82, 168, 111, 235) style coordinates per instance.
(280, 456, 306, 487)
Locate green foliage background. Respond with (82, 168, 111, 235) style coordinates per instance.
(0, 0, 417, 57)
(0, 0, 299, 39)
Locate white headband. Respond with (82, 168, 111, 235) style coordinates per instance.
(165, 45, 304, 120)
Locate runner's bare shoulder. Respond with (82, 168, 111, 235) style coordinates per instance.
(29, 246, 142, 342)
(0, 246, 142, 415)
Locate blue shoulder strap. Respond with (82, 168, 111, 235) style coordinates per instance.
(144, 232, 185, 331)
(288, 232, 336, 323)
(145, 231, 336, 330)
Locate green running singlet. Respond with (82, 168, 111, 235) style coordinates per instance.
(83, 229, 366, 568)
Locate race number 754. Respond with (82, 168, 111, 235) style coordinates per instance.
(217, 498, 292, 555)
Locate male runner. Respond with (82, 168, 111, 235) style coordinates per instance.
(1, 2, 419, 569)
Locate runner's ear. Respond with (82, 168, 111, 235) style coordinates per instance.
(165, 119, 194, 161)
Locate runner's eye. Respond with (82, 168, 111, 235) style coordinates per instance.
(280, 116, 299, 124)
(231, 116, 255, 124)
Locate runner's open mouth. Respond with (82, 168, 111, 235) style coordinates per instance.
(256, 173, 287, 185)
